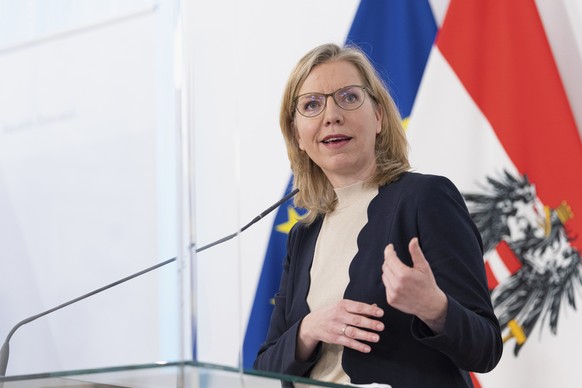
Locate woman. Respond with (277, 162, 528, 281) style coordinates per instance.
(254, 43, 502, 387)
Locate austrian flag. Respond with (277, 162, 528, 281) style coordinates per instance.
(407, 0, 582, 387)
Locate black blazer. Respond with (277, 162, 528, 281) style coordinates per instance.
(254, 172, 502, 388)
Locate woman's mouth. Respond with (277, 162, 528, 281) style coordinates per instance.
(321, 135, 352, 145)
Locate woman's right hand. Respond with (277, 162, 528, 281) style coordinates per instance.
(296, 299, 384, 361)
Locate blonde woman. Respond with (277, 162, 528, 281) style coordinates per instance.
(254, 43, 502, 388)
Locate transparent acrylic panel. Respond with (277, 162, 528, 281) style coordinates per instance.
(0, 0, 183, 377)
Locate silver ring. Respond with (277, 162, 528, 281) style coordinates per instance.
(341, 325, 348, 336)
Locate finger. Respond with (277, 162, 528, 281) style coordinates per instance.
(383, 244, 402, 269)
(383, 244, 407, 280)
(382, 268, 400, 306)
(336, 326, 378, 353)
(383, 243, 395, 261)
(342, 299, 384, 318)
(338, 335, 373, 353)
(344, 313, 385, 332)
(408, 237, 429, 270)
(343, 324, 381, 343)
(382, 246, 397, 289)
(326, 323, 374, 353)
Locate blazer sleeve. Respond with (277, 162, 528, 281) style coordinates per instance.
(410, 175, 503, 373)
(253, 223, 321, 376)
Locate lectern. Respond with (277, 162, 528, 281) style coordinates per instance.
(0, 361, 352, 387)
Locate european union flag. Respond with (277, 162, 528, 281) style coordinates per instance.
(242, 177, 305, 368)
(347, 0, 437, 120)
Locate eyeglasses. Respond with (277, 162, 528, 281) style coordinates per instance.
(294, 85, 369, 117)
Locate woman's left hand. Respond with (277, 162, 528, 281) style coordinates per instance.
(381, 237, 448, 333)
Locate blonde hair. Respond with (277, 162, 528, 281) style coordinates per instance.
(280, 43, 410, 224)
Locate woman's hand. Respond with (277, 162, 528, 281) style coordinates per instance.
(296, 300, 384, 361)
(382, 237, 448, 333)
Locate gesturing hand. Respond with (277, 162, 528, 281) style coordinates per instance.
(297, 299, 384, 361)
(382, 237, 448, 333)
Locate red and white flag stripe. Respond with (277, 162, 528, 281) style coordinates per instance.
(408, 1, 582, 387)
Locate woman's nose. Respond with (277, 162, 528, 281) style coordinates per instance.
(323, 96, 344, 125)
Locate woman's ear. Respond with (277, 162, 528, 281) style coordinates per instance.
(374, 106, 383, 135)
(297, 137, 305, 151)
(293, 122, 305, 151)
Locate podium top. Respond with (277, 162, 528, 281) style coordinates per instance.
(0, 361, 354, 387)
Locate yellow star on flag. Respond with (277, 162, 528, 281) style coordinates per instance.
(275, 206, 303, 234)
(402, 117, 409, 132)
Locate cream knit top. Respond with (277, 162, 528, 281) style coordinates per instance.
(304, 182, 379, 385)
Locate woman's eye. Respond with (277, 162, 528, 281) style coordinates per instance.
(303, 100, 322, 111)
(344, 93, 358, 103)
(338, 91, 359, 105)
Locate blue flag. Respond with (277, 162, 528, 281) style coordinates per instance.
(242, 177, 305, 368)
(242, 0, 437, 369)
(346, 0, 436, 120)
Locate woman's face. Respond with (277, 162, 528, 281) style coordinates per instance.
(294, 60, 382, 188)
